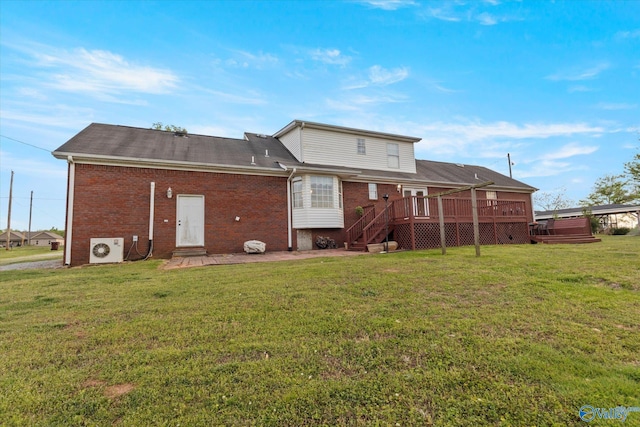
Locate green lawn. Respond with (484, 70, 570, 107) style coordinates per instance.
(0, 245, 63, 265)
(1, 237, 638, 426)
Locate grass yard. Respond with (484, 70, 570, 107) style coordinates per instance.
(1, 236, 638, 426)
(0, 245, 63, 265)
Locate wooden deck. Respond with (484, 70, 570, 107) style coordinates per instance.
(530, 218, 601, 244)
(531, 235, 601, 244)
(347, 196, 531, 251)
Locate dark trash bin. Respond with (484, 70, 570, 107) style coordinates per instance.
(51, 241, 59, 250)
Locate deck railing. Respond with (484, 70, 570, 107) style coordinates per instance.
(346, 205, 376, 245)
(390, 196, 527, 222)
(346, 197, 529, 249)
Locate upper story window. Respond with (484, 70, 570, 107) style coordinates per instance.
(368, 183, 378, 200)
(485, 191, 497, 200)
(310, 176, 334, 208)
(387, 143, 399, 168)
(357, 138, 366, 155)
(292, 178, 303, 208)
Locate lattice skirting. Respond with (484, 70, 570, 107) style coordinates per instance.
(394, 222, 530, 250)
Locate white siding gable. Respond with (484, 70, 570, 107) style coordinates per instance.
(302, 127, 416, 173)
(277, 126, 303, 162)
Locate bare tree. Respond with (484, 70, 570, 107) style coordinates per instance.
(534, 187, 574, 212)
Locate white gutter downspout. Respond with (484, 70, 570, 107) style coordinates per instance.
(64, 156, 75, 265)
(286, 167, 297, 251)
(145, 182, 155, 259)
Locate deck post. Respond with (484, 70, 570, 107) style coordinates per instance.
(471, 188, 481, 257)
(438, 195, 446, 255)
(410, 197, 416, 250)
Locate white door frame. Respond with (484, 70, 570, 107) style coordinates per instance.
(176, 195, 205, 247)
(403, 188, 429, 217)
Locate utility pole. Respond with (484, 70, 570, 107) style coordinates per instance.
(507, 153, 513, 178)
(6, 170, 14, 250)
(28, 191, 33, 246)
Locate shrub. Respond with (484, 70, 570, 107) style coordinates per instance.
(611, 227, 631, 235)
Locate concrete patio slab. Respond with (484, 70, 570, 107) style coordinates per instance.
(162, 248, 370, 270)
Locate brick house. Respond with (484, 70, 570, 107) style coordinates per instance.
(53, 120, 536, 266)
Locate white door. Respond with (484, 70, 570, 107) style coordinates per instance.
(404, 188, 429, 217)
(176, 195, 205, 247)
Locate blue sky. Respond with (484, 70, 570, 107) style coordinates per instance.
(1, 0, 639, 231)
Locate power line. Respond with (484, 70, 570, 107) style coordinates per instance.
(0, 134, 52, 153)
(0, 197, 65, 201)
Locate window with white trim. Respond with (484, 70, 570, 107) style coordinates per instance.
(310, 176, 334, 208)
(368, 183, 378, 200)
(387, 143, 399, 168)
(292, 178, 303, 208)
(357, 138, 366, 155)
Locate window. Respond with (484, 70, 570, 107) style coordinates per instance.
(292, 179, 303, 208)
(310, 176, 334, 208)
(486, 191, 497, 200)
(387, 143, 399, 168)
(368, 183, 378, 200)
(357, 138, 366, 155)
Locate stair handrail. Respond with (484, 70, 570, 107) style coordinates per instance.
(346, 205, 376, 245)
(361, 204, 392, 245)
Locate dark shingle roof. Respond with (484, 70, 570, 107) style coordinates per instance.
(415, 160, 535, 190)
(53, 124, 300, 170)
(53, 123, 535, 192)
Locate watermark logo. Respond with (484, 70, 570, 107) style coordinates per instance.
(579, 405, 640, 422)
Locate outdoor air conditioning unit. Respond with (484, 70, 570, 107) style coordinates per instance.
(89, 238, 124, 264)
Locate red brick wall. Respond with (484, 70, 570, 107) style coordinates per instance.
(68, 164, 290, 266)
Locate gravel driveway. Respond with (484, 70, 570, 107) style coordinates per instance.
(0, 259, 64, 271)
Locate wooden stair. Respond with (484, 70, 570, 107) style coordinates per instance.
(531, 234, 601, 244)
(172, 247, 207, 257)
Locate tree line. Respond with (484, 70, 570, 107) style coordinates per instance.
(535, 148, 640, 211)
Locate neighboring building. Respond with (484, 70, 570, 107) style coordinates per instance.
(29, 231, 65, 247)
(0, 231, 26, 247)
(53, 120, 537, 267)
(535, 204, 640, 231)
(0, 230, 65, 247)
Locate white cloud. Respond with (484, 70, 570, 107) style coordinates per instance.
(517, 160, 588, 179)
(419, 3, 519, 25)
(423, 6, 461, 22)
(345, 65, 409, 89)
(615, 29, 640, 39)
(567, 85, 594, 93)
(368, 65, 409, 85)
(419, 120, 605, 146)
(34, 47, 179, 95)
(356, 0, 417, 10)
(539, 142, 599, 161)
(432, 83, 460, 93)
(225, 49, 279, 69)
(0, 150, 67, 179)
(326, 93, 407, 111)
(200, 89, 267, 105)
(546, 62, 610, 81)
(309, 48, 352, 66)
(0, 105, 95, 131)
(476, 12, 498, 26)
(595, 102, 638, 111)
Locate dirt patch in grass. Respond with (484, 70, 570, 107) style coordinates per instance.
(82, 379, 135, 399)
(104, 383, 136, 399)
